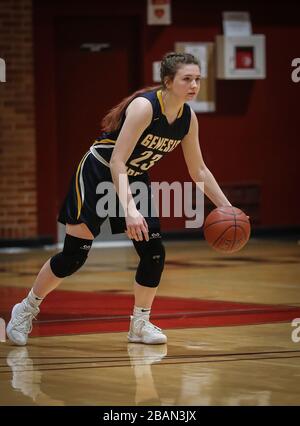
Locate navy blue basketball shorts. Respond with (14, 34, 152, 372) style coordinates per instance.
(58, 151, 160, 238)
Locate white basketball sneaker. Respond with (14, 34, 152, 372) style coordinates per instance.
(6, 300, 39, 346)
(128, 316, 167, 344)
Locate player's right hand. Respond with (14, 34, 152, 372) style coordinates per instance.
(125, 209, 149, 242)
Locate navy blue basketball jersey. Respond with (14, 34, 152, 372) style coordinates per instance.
(90, 89, 192, 177)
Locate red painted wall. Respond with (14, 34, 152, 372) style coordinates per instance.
(33, 0, 300, 239)
(145, 2, 300, 229)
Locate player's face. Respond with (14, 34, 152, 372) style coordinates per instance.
(167, 64, 201, 100)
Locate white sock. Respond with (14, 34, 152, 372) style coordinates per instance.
(27, 289, 43, 308)
(133, 306, 151, 321)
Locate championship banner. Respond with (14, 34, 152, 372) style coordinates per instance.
(147, 0, 172, 25)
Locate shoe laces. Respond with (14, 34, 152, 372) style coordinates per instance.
(139, 319, 163, 335)
(12, 310, 37, 334)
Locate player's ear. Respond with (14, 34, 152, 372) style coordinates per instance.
(164, 77, 171, 89)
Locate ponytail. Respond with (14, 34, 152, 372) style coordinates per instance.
(101, 85, 161, 132)
(101, 52, 200, 133)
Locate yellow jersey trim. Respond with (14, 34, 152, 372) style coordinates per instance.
(75, 152, 89, 219)
(177, 104, 184, 118)
(156, 89, 184, 120)
(157, 89, 165, 114)
(92, 138, 116, 145)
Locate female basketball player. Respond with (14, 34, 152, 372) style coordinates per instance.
(7, 52, 231, 346)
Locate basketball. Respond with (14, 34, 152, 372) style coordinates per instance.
(203, 206, 251, 253)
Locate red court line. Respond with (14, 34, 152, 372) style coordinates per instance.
(0, 286, 299, 337)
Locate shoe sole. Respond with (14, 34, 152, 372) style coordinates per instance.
(128, 334, 167, 345)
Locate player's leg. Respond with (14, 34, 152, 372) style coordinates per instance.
(33, 223, 94, 298)
(134, 281, 157, 309)
(6, 223, 94, 346)
(128, 233, 167, 344)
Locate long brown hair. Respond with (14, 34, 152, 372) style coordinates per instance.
(101, 86, 160, 132)
(101, 52, 200, 132)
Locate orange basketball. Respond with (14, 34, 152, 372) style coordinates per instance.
(203, 206, 251, 253)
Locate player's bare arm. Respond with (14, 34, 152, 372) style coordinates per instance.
(110, 97, 152, 241)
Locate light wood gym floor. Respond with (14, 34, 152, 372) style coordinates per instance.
(0, 238, 299, 406)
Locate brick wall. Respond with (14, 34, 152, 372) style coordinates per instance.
(0, 0, 37, 239)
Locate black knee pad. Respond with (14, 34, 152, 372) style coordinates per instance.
(50, 234, 93, 278)
(133, 233, 165, 288)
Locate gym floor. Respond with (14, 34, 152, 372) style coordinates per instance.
(0, 238, 299, 406)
